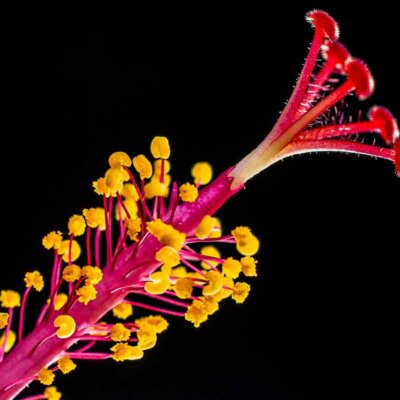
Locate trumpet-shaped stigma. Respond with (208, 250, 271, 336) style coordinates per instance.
(0, 10, 398, 400)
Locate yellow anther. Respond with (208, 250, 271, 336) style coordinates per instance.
(179, 183, 198, 202)
(147, 219, 186, 251)
(108, 151, 132, 168)
(171, 266, 187, 278)
(137, 327, 157, 350)
(0, 330, 16, 352)
(126, 218, 141, 241)
(135, 315, 168, 334)
(153, 159, 171, 176)
(213, 277, 234, 302)
(121, 183, 140, 201)
(24, 271, 45, 292)
(132, 154, 153, 180)
(105, 167, 124, 195)
(110, 323, 131, 342)
(240, 256, 258, 277)
(83, 207, 106, 230)
(76, 283, 97, 305)
(58, 240, 81, 263)
(42, 231, 63, 250)
(62, 264, 81, 282)
(44, 386, 62, 400)
(115, 198, 138, 221)
(54, 315, 76, 339)
(155, 246, 180, 268)
(68, 215, 86, 237)
(144, 180, 169, 199)
(0, 290, 20, 308)
(112, 303, 133, 320)
(111, 343, 144, 361)
(203, 270, 224, 296)
(231, 226, 260, 256)
(222, 257, 242, 279)
(81, 266, 103, 285)
(191, 162, 213, 185)
(38, 367, 55, 386)
(185, 300, 208, 328)
(93, 177, 111, 197)
(57, 355, 76, 374)
(232, 282, 251, 304)
(202, 296, 219, 315)
(208, 217, 222, 238)
(200, 245, 221, 269)
(174, 278, 194, 299)
(150, 136, 170, 159)
(0, 313, 9, 329)
(144, 271, 170, 295)
(195, 215, 219, 239)
(54, 293, 68, 311)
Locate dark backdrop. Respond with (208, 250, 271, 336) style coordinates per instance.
(2, 2, 399, 399)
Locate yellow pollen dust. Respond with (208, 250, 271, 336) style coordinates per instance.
(62, 264, 81, 282)
(57, 355, 77, 374)
(185, 300, 209, 328)
(76, 283, 97, 305)
(0, 312, 9, 329)
(179, 183, 198, 202)
(38, 367, 55, 386)
(232, 282, 251, 304)
(44, 386, 62, 400)
(150, 136, 170, 159)
(122, 183, 140, 201)
(24, 271, 45, 292)
(93, 177, 111, 197)
(135, 315, 169, 334)
(202, 296, 219, 315)
(0, 330, 16, 352)
(0, 290, 20, 308)
(174, 277, 194, 299)
(112, 303, 133, 320)
(111, 323, 131, 342)
(81, 265, 103, 285)
(42, 231, 63, 250)
(115, 198, 138, 221)
(68, 214, 86, 237)
(83, 207, 106, 230)
(222, 257, 242, 279)
(111, 343, 143, 361)
(54, 315, 76, 339)
(240, 256, 258, 277)
(133, 154, 153, 180)
(191, 162, 213, 185)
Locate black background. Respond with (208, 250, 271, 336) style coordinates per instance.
(2, 1, 399, 399)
